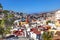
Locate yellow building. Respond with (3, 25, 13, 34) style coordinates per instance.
(55, 10, 60, 27)
(20, 22, 27, 25)
(55, 20, 60, 27)
(19, 16, 29, 26)
(45, 10, 60, 27)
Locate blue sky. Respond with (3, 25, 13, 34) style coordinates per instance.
(0, 0, 60, 13)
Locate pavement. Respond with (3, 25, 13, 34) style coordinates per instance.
(3, 37, 30, 40)
(19, 37, 29, 40)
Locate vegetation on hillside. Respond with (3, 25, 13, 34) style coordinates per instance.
(0, 4, 14, 38)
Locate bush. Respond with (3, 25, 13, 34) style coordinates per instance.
(42, 31, 53, 40)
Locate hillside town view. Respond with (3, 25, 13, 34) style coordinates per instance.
(0, 0, 60, 40)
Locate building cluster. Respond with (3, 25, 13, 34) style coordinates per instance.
(0, 4, 60, 40)
(10, 10, 60, 40)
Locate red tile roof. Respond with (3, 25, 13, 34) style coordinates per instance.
(30, 28, 41, 34)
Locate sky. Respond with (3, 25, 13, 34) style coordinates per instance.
(0, 0, 60, 14)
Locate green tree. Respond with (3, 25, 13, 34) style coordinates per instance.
(0, 18, 5, 38)
(0, 27, 4, 38)
(20, 12, 23, 18)
(0, 3, 3, 9)
(0, 4, 14, 38)
(3, 10, 7, 17)
(42, 31, 53, 40)
(0, 3, 3, 14)
(4, 27, 11, 34)
(0, 18, 5, 28)
(46, 20, 51, 25)
(3, 10, 14, 27)
(20, 12, 23, 16)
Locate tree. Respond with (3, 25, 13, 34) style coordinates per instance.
(46, 20, 51, 25)
(3, 10, 14, 27)
(0, 18, 5, 28)
(0, 27, 4, 38)
(20, 12, 23, 18)
(42, 31, 53, 40)
(3, 10, 9, 15)
(20, 12, 23, 16)
(0, 9, 14, 37)
(0, 3, 3, 8)
(0, 4, 14, 38)
(4, 27, 11, 34)
(0, 18, 5, 38)
(0, 3, 3, 14)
